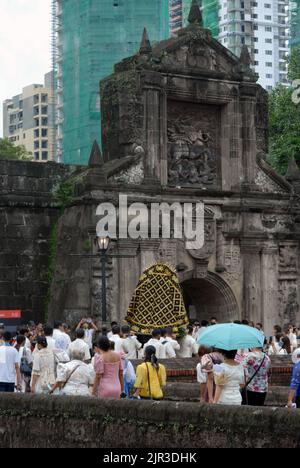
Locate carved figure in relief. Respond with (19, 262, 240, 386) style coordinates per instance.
(168, 118, 217, 187)
(279, 245, 297, 271)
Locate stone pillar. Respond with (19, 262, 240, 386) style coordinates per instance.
(239, 85, 257, 188)
(241, 241, 262, 324)
(221, 95, 242, 191)
(116, 240, 139, 324)
(216, 219, 226, 273)
(139, 240, 160, 272)
(141, 71, 167, 185)
(261, 244, 279, 338)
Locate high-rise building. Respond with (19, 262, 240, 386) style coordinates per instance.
(290, 0, 300, 48)
(53, 0, 170, 165)
(218, 0, 291, 90)
(2, 72, 55, 162)
(170, 1, 292, 91)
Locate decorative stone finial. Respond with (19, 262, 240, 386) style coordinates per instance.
(88, 140, 103, 167)
(188, 0, 203, 27)
(285, 156, 300, 181)
(240, 45, 252, 67)
(139, 27, 152, 55)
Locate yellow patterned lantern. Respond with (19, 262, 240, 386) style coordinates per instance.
(126, 263, 189, 334)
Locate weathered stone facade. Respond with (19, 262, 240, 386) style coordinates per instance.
(0, 160, 77, 322)
(45, 15, 300, 336)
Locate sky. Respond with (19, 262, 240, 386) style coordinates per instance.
(0, 0, 51, 136)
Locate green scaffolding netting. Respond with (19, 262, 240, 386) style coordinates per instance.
(290, 0, 300, 48)
(182, 0, 219, 37)
(60, 0, 170, 165)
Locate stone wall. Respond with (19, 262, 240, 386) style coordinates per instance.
(131, 356, 294, 386)
(0, 394, 299, 448)
(164, 383, 290, 407)
(0, 160, 77, 323)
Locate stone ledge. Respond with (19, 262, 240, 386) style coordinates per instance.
(0, 394, 299, 448)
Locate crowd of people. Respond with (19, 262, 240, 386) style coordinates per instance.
(0, 317, 299, 409)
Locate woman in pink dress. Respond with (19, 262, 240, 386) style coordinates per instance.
(92, 336, 124, 399)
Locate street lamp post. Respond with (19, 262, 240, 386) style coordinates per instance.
(70, 236, 136, 325)
(96, 236, 111, 323)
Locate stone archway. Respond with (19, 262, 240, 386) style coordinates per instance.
(180, 271, 239, 323)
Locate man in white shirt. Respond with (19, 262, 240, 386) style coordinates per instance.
(76, 318, 98, 351)
(44, 326, 56, 351)
(195, 320, 209, 342)
(107, 322, 118, 340)
(109, 325, 125, 353)
(177, 326, 199, 358)
(19, 327, 32, 350)
(53, 321, 64, 341)
(121, 325, 142, 359)
(0, 332, 21, 393)
(162, 327, 180, 358)
(55, 323, 71, 351)
(160, 328, 177, 358)
(143, 329, 166, 359)
(68, 329, 91, 363)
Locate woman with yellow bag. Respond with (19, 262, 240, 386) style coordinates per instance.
(133, 346, 166, 400)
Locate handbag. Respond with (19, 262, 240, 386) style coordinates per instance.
(20, 347, 32, 377)
(242, 354, 266, 405)
(59, 363, 82, 394)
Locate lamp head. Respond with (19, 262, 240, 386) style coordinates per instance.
(96, 236, 110, 252)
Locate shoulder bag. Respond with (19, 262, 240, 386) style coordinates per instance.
(242, 353, 266, 405)
(20, 348, 32, 377)
(59, 363, 82, 394)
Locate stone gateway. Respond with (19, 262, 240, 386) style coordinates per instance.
(46, 8, 300, 336)
(2, 4, 299, 336)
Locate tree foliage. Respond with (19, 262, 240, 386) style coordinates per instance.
(0, 138, 33, 161)
(268, 48, 300, 174)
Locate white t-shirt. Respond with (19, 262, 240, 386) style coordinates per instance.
(46, 336, 56, 351)
(83, 329, 94, 349)
(0, 345, 20, 383)
(177, 335, 198, 358)
(143, 338, 166, 359)
(110, 335, 125, 353)
(122, 336, 142, 360)
(53, 329, 62, 341)
(288, 333, 298, 350)
(195, 327, 207, 341)
(25, 337, 31, 350)
(268, 343, 287, 356)
(55, 332, 71, 351)
(68, 339, 91, 362)
(160, 337, 179, 359)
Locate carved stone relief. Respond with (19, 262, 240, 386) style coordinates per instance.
(167, 101, 220, 188)
(278, 243, 299, 325)
(223, 245, 241, 282)
(279, 244, 298, 274)
(155, 240, 178, 267)
(255, 169, 287, 194)
(278, 281, 299, 326)
(189, 217, 215, 260)
(108, 160, 144, 185)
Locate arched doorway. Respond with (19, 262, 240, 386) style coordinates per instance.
(180, 271, 239, 323)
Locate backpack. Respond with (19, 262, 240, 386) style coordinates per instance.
(123, 359, 136, 387)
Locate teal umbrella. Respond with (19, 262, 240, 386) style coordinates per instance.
(198, 323, 265, 351)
